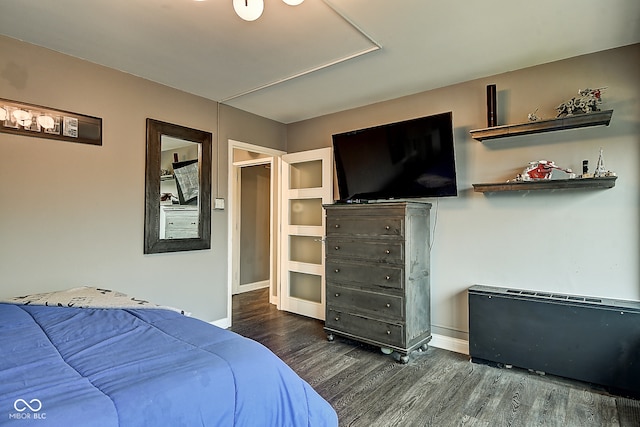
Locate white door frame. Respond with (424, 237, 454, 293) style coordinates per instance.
(227, 139, 285, 327)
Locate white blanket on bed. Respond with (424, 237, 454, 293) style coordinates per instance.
(0, 286, 185, 314)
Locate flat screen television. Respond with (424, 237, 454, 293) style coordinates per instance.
(332, 111, 458, 202)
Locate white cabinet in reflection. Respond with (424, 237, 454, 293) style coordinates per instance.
(160, 206, 199, 239)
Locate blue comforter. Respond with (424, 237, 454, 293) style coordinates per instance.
(0, 304, 338, 426)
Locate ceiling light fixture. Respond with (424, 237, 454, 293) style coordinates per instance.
(233, 0, 304, 22)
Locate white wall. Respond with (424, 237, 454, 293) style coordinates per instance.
(287, 44, 640, 341)
(0, 36, 286, 322)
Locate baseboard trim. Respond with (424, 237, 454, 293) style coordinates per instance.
(210, 317, 469, 355)
(430, 333, 469, 355)
(233, 280, 269, 294)
(210, 317, 231, 329)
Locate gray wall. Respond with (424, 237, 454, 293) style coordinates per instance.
(1, 33, 637, 340)
(287, 44, 640, 340)
(0, 35, 286, 322)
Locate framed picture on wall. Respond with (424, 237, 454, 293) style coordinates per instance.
(0, 98, 101, 145)
(172, 159, 199, 204)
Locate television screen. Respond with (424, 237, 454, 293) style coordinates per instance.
(332, 111, 458, 201)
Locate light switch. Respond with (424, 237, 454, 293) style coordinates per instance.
(214, 198, 225, 210)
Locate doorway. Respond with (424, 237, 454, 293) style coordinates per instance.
(229, 140, 284, 311)
(227, 140, 332, 325)
(237, 163, 271, 293)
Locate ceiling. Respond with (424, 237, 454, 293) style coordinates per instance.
(1, 0, 639, 124)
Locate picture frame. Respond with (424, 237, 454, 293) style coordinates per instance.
(0, 98, 102, 146)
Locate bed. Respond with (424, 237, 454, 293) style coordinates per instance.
(0, 287, 338, 426)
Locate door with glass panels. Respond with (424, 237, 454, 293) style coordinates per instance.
(279, 148, 332, 320)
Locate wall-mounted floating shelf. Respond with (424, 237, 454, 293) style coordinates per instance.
(472, 176, 617, 193)
(470, 110, 613, 141)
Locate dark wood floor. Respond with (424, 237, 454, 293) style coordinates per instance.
(231, 288, 640, 427)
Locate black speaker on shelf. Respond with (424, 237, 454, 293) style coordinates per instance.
(486, 84, 497, 127)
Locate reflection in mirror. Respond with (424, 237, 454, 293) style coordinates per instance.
(144, 119, 212, 254)
(160, 136, 199, 239)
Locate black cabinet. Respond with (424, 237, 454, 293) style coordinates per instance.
(469, 285, 640, 397)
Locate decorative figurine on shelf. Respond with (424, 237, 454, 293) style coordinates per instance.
(510, 160, 573, 182)
(594, 147, 606, 177)
(160, 193, 179, 204)
(556, 87, 606, 117)
(593, 147, 617, 177)
(527, 108, 540, 122)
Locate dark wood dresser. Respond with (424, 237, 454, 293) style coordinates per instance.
(323, 201, 431, 363)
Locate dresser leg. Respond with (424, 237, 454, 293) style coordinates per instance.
(419, 343, 429, 352)
(326, 333, 334, 342)
(392, 351, 410, 364)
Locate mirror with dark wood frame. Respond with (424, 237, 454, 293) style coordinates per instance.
(144, 119, 212, 254)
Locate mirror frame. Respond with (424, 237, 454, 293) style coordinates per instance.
(144, 118, 212, 254)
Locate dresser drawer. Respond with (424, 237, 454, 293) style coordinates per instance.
(326, 217, 404, 238)
(165, 228, 199, 239)
(327, 285, 404, 320)
(325, 239, 404, 263)
(166, 215, 198, 228)
(326, 308, 405, 348)
(165, 213, 199, 239)
(326, 260, 403, 289)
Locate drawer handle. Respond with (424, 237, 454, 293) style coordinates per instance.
(335, 293, 340, 297)
(335, 224, 340, 228)
(334, 269, 340, 273)
(335, 317, 340, 321)
(385, 249, 391, 254)
(334, 246, 340, 250)
(385, 225, 390, 230)
(386, 303, 390, 308)
(385, 275, 391, 280)
(386, 330, 391, 335)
